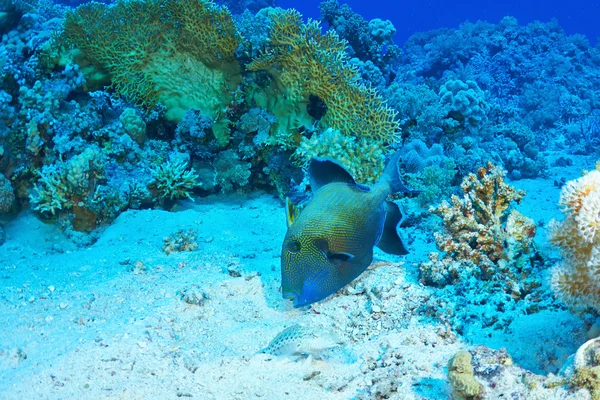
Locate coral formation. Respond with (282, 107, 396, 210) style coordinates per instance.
(447, 350, 483, 400)
(550, 162, 600, 310)
(247, 8, 399, 147)
(57, 0, 242, 130)
(420, 162, 536, 287)
(150, 160, 200, 201)
(163, 229, 199, 255)
(293, 128, 386, 184)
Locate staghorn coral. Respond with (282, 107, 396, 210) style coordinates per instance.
(420, 162, 537, 289)
(247, 8, 399, 146)
(550, 162, 600, 310)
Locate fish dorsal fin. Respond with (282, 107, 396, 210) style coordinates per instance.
(285, 197, 304, 228)
(309, 157, 356, 192)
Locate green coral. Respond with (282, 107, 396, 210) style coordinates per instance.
(29, 147, 105, 215)
(30, 164, 70, 215)
(247, 8, 399, 146)
(57, 0, 241, 145)
(150, 160, 200, 200)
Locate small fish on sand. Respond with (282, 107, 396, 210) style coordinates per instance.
(258, 324, 343, 359)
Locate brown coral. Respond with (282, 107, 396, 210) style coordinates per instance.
(420, 162, 536, 288)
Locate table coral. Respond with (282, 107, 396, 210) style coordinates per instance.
(550, 162, 600, 310)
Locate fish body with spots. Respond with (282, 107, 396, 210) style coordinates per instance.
(281, 153, 413, 307)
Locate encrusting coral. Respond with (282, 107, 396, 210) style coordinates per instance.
(420, 162, 537, 291)
(550, 162, 600, 310)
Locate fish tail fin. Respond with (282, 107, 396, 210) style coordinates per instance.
(380, 151, 413, 194)
(376, 200, 409, 255)
(379, 151, 421, 194)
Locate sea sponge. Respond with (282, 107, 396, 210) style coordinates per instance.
(550, 163, 600, 310)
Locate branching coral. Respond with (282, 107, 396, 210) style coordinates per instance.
(150, 160, 200, 200)
(420, 162, 537, 290)
(550, 162, 600, 310)
(29, 147, 105, 216)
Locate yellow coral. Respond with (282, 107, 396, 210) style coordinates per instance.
(447, 350, 483, 400)
(293, 128, 386, 184)
(420, 162, 536, 287)
(551, 165, 600, 309)
(247, 8, 399, 146)
(59, 0, 241, 138)
(432, 162, 527, 264)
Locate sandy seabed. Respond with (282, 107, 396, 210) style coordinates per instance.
(0, 156, 597, 399)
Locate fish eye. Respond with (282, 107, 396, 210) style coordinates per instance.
(288, 240, 301, 253)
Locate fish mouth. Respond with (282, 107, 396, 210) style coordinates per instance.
(282, 291, 303, 307)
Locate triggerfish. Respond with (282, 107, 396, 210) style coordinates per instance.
(281, 152, 414, 307)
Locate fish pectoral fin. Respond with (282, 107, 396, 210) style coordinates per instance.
(327, 252, 354, 263)
(376, 200, 409, 255)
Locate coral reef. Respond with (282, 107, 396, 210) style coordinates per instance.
(550, 162, 600, 310)
(420, 162, 536, 287)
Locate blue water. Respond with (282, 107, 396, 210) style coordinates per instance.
(0, 0, 599, 398)
(281, 0, 600, 46)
